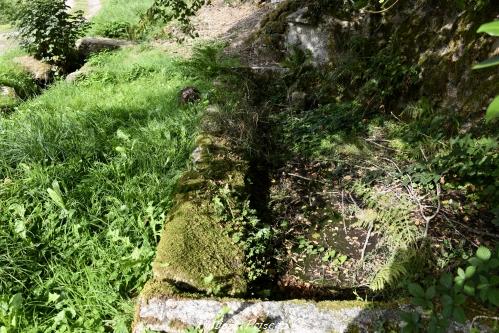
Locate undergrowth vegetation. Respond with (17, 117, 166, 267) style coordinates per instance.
(0, 47, 209, 332)
(0, 0, 15, 24)
(89, 0, 155, 39)
(0, 0, 498, 331)
(0, 51, 39, 110)
(264, 0, 498, 311)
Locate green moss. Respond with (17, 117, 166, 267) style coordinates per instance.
(175, 171, 206, 193)
(152, 195, 247, 296)
(317, 299, 405, 312)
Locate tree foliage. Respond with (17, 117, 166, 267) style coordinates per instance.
(140, 0, 209, 36)
(14, 0, 88, 68)
(0, 0, 15, 24)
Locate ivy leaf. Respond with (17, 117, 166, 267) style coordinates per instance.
(441, 294, 453, 306)
(408, 283, 425, 298)
(463, 283, 475, 296)
(425, 286, 436, 299)
(454, 293, 466, 305)
(477, 20, 499, 36)
(457, 268, 466, 279)
(485, 96, 499, 122)
(488, 289, 499, 306)
(476, 246, 492, 261)
(439, 273, 453, 289)
(472, 56, 499, 69)
(452, 307, 466, 323)
(465, 266, 476, 279)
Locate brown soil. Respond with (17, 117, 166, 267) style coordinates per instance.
(154, 0, 275, 66)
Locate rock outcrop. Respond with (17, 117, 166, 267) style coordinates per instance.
(76, 37, 134, 58)
(13, 56, 53, 83)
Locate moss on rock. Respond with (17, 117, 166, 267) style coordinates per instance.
(147, 130, 250, 298)
(152, 199, 247, 295)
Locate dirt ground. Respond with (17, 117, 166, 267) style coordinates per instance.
(154, 0, 275, 66)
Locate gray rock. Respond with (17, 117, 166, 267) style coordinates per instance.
(13, 56, 53, 82)
(179, 86, 201, 104)
(134, 297, 490, 333)
(65, 64, 92, 83)
(286, 7, 310, 25)
(76, 37, 134, 58)
(289, 90, 307, 109)
(133, 298, 409, 333)
(285, 8, 330, 66)
(0, 86, 19, 100)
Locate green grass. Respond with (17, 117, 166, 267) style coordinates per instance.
(88, 0, 155, 39)
(0, 46, 209, 332)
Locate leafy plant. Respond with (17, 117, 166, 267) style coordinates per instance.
(454, 246, 499, 306)
(402, 246, 499, 332)
(0, 293, 23, 333)
(212, 184, 272, 281)
(473, 20, 499, 121)
(433, 134, 499, 225)
(322, 249, 348, 270)
(203, 274, 223, 296)
(0, 0, 15, 24)
(14, 0, 88, 68)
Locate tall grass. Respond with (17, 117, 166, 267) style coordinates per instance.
(0, 47, 208, 332)
(88, 0, 155, 39)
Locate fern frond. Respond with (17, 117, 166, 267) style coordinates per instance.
(369, 247, 417, 291)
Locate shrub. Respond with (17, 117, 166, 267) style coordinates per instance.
(402, 246, 499, 332)
(14, 0, 88, 69)
(0, 0, 15, 24)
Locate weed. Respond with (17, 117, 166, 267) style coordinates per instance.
(14, 0, 88, 69)
(0, 51, 39, 102)
(213, 184, 272, 282)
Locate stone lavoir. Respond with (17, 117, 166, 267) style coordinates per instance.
(132, 0, 498, 332)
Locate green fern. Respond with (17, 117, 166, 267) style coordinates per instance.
(370, 258, 408, 291)
(350, 181, 424, 291)
(352, 181, 420, 248)
(370, 247, 418, 291)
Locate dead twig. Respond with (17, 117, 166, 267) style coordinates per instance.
(341, 190, 347, 234)
(287, 172, 327, 185)
(365, 138, 398, 152)
(381, 157, 442, 237)
(423, 182, 441, 237)
(360, 221, 374, 267)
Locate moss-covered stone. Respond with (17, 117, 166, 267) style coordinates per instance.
(152, 199, 247, 295)
(145, 128, 251, 298)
